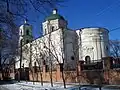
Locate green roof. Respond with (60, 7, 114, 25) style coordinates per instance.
(46, 14, 65, 21)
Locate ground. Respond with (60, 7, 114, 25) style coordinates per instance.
(0, 81, 120, 90)
(0, 81, 73, 90)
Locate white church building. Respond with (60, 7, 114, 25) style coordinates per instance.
(15, 9, 109, 70)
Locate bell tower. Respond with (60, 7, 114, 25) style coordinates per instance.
(19, 19, 33, 46)
(42, 9, 67, 35)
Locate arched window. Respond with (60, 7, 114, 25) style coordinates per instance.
(85, 56, 91, 64)
(51, 26, 54, 32)
(26, 29, 29, 35)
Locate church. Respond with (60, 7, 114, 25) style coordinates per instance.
(15, 9, 109, 72)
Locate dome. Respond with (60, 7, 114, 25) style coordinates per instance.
(45, 9, 65, 21)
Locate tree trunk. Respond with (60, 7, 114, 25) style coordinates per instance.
(18, 69, 20, 82)
(50, 65, 53, 87)
(30, 68, 35, 85)
(1, 68, 4, 80)
(40, 71, 43, 86)
(61, 67, 66, 88)
(99, 86, 102, 90)
(39, 66, 43, 86)
(32, 72, 35, 85)
(76, 62, 80, 86)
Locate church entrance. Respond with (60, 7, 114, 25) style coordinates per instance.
(85, 56, 91, 64)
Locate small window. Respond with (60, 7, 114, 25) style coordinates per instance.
(26, 40, 29, 43)
(85, 56, 91, 64)
(45, 29, 46, 34)
(20, 29, 22, 35)
(26, 29, 29, 35)
(51, 26, 54, 32)
(106, 46, 108, 51)
(43, 45, 46, 48)
(71, 56, 74, 60)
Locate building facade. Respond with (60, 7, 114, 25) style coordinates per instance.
(16, 9, 109, 71)
(77, 28, 109, 63)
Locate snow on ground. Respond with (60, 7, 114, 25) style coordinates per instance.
(0, 81, 73, 90)
(1, 81, 120, 90)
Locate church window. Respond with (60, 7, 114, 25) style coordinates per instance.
(71, 56, 74, 60)
(26, 40, 29, 43)
(20, 29, 22, 35)
(106, 46, 108, 51)
(26, 29, 29, 35)
(51, 26, 54, 32)
(85, 56, 91, 64)
(43, 45, 46, 48)
(45, 29, 46, 34)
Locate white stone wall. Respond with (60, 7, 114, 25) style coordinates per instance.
(16, 28, 78, 70)
(42, 19, 67, 35)
(16, 9, 110, 70)
(42, 19, 60, 35)
(80, 28, 109, 62)
(16, 29, 64, 68)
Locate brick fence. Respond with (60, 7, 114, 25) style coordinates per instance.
(15, 57, 120, 85)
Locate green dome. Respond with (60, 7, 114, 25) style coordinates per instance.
(46, 14, 65, 21)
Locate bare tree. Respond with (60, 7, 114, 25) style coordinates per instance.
(29, 28, 66, 87)
(32, 39, 47, 86)
(110, 40, 120, 58)
(40, 28, 67, 88)
(40, 34, 54, 87)
(0, 0, 64, 80)
(0, 26, 18, 80)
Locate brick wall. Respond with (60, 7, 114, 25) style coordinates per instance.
(15, 57, 120, 85)
(28, 62, 104, 84)
(103, 57, 120, 84)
